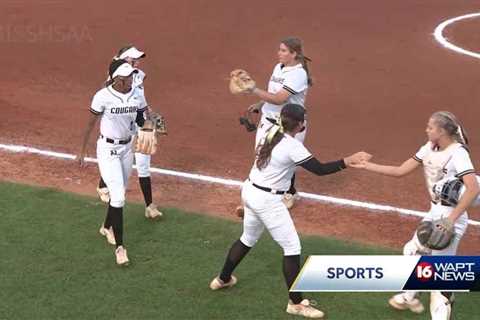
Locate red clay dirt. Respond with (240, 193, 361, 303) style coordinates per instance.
(1, 0, 479, 254)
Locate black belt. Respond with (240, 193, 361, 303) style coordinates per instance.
(250, 181, 287, 195)
(266, 117, 277, 125)
(100, 135, 131, 145)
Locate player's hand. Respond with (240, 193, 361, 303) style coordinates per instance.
(344, 151, 372, 168)
(247, 101, 263, 113)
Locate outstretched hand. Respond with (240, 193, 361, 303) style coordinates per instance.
(344, 151, 372, 168)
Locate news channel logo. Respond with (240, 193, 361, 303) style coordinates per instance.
(290, 256, 480, 292)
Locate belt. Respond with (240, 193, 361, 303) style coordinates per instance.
(100, 134, 132, 145)
(266, 117, 278, 125)
(249, 180, 287, 195)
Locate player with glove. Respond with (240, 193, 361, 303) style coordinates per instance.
(352, 111, 479, 320)
(78, 59, 146, 266)
(229, 37, 313, 209)
(96, 45, 167, 221)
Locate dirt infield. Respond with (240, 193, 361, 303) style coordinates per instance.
(1, 0, 480, 253)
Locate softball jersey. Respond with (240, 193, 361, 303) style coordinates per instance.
(90, 85, 147, 140)
(261, 63, 308, 119)
(249, 134, 312, 191)
(413, 141, 475, 202)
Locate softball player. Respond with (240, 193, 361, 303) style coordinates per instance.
(210, 104, 369, 319)
(247, 37, 312, 209)
(78, 59, 147, 266)
(97, 45, 163, 219)
(354, 111, 479, 320)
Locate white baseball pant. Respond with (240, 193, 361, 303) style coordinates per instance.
(96, 138, 134, 208)
(134, 152, 151, 177)
(239, 181, 301, 256)
(399, 202, 468, 320)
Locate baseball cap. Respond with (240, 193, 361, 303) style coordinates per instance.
(281, 104, 305, 122)
(118, 46, 146, 59)
(109, 59, 138, 79)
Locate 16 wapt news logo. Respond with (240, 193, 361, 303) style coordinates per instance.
(405, 257, 480, 291)
(289, 256, 480, 292)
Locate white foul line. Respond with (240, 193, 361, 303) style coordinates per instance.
(434, 12, 480, 59)
(0, 142, 479, 227)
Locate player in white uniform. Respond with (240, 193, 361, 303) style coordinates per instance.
(209, 104, 370, 319)
(355, 111, 479, 320)
(78, 59, 148, 266)
(246, 37, 312, 209)
(96, 45, 163, 219)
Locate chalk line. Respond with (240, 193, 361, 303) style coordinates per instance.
(0, 142, 479, 227)
(434, 12, 480, 59)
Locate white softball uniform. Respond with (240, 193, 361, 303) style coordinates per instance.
(90, 85, 147, 207)
(400, 141, 474, 317)
(130, 68, 153, 178)
(256, 63, 309, 147)
(405, 141, 474, 256)
(240, 134, 312, 256)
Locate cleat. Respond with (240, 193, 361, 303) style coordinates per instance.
(286, 299, 325, 318)
(115, 246, 129, 266)
(145, 203, 163, 219)
(388, 293, 425, 314)
(209, 275, 237, 290)
(99, 225, 116, 245)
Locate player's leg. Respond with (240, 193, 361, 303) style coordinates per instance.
(430, 291, 454, 320)
(429, 209, 466, 320)
(259, 200, 302, 300)
(210, 183, 263, 290)
(210, 206, 261, 290)
(259, 200, 324, 318)
(97, 141, 129, 265)
(135, 152, 163, 219)
(388, 231, 426, 313)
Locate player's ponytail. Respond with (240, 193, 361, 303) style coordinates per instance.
(256, 104, 306, 170)
(256, 127, 283, 170)
(281, 37, 313, 86)
(431, 111, 469, 148)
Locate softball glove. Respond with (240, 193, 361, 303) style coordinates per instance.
(416, 218, 455, 250)
(229, 69, 256, 94)
(134, 120, 157, 155)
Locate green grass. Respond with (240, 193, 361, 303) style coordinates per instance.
(0, 181, 478, 319)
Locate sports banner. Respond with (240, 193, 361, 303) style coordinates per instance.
(290, 256, 480, 292)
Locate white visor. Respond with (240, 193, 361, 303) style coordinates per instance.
(118, 46, 146, 60)
(111, 63, 138, 79)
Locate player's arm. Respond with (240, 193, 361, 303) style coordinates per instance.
(448, 172, 480, 223)
(298, 152, 372, 176)
(358, 158, 420, 177)
(251, 88, 290, 105)
(78, 112, 99, 166)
